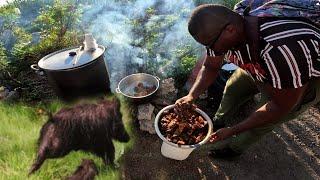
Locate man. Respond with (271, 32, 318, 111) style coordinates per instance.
(176, 4, 320, 158)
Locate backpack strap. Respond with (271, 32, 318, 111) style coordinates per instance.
(244, 16, 260, 63)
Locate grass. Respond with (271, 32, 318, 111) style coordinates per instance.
(0, 96, 134, 180)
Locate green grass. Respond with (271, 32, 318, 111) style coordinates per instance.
(0, 96, 134, 180)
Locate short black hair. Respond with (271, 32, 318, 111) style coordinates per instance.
(188, 4, 242, 43)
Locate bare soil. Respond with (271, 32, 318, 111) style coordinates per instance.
(120, 101, 320, 180)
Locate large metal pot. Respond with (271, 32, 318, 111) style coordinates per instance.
(116, 73, 160, 103)
(31, 45, 110, 100)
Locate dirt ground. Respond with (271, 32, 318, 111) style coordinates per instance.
(120, 102, 320, 180)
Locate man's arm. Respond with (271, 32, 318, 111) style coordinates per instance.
(188, 55, 224, 99)
(210, 83, 308, 142)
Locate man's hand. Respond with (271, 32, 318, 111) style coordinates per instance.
(175, 94, 194, 105)
(209, 127, 235, 143)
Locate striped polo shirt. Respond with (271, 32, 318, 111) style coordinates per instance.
(208, 17, 320, 89)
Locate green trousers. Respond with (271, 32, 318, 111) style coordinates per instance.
(211, 68, 320, 153)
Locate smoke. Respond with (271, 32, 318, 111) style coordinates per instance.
(0, 0, 203, 92)
(80, 0, 201, 91)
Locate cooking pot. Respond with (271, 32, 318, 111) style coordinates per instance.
(31, 45, 110, 100)
(116, 73, 160, 103)
(154, 104, 213, 160)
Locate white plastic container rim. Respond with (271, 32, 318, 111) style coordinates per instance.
(154, 104, 213, 160)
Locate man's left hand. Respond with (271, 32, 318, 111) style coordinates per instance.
(209, 127, 235, 143)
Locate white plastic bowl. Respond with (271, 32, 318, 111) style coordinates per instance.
(154, 104, 213, 160)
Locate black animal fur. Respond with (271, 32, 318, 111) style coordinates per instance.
(29, 98, 130, 175)
(66, 159, 98, 180)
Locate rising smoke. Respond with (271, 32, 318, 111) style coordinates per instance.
(0, 0, 204, 91)
(79, 0, 201, 91)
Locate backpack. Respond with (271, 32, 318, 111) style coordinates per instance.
(234, 0, 320, 27)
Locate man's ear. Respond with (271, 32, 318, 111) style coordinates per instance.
(225, 24, 237, 34)
(222, 24, 237, 40)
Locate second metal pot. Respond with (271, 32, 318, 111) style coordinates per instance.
(116, 73, 160, 103)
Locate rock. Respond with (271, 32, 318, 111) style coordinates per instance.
(0, 86, 10, 100)
(137, 104, 156, 134)
(139, 119, 156, 134)
(135, 78, 178, 134)
(4, 90, 19, 102)
(152, 78, 178, 105)
(137, 103, 155, 121)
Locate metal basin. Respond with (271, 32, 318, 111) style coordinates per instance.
(116, 73, 160, 102)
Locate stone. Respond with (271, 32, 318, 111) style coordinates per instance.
(4, 90, 19, 102)
(152, 78, 178, 105)
(139, 120, 156, 134)
(137, 103, 155, 121)
(0, 87, 9, 100)
(138, 111, 156, 134)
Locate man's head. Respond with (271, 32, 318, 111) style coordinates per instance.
(188, 4, 245, 55)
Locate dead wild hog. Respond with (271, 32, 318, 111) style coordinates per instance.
(66, 159, 98, 180)
(29, 98, 130, 175)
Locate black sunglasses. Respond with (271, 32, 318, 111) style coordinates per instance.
(205, 23, 229, 56)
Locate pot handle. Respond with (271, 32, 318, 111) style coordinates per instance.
(155, 76, 161, 81)
(30, 64, 44, 76)
(30, 64, 40, 71)
(115, 87, 121, 93)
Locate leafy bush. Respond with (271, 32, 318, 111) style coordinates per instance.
(0, 0, 83, 101)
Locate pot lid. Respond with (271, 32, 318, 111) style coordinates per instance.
(38, 46, 105, 70)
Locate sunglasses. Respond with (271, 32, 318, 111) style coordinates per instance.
(205, 23, 229, 56)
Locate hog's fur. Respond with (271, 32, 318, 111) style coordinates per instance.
(29, 98, 130, 175)
(66, 159, 98, 180)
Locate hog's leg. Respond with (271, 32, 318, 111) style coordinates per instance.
(29, 135, 65, 175)
(29, 147, 47, 175)
(94, 140, 115, 166)
(101, 141, 115, 167)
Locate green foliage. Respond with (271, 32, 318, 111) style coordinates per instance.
(0, 44, 8, 67)
(171, 46, 198, 88)
(0, 4, 20, 31)
(0, 0, 83, 101)
(129, 4, 198, 89)
(33, 0, 82, 38)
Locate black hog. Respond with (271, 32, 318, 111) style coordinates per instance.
(29, 98, 130, 175)
(66, 159, 98, 180)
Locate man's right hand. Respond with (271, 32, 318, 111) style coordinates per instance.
(175, 94, 194, 105)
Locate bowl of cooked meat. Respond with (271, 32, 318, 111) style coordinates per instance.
(116, 73, 160, 103)
(154, 103, 213, 160)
